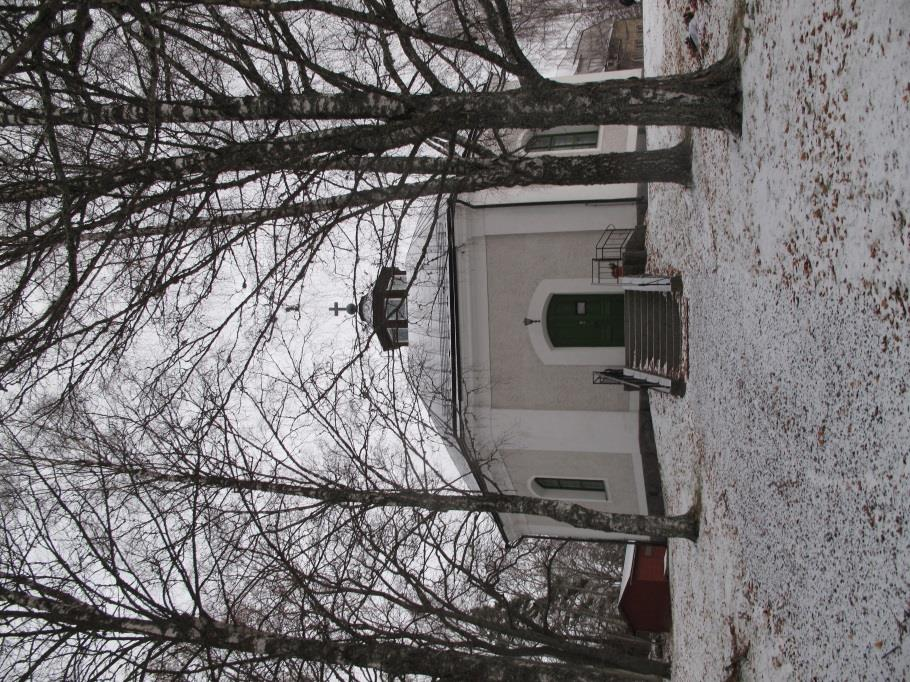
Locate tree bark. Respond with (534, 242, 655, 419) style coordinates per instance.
(0, 136, 690, 204)
(43, 457, 698, 540)
(173, 473, 698, 541)
(0, 120, 446, 203)
(2, 143, 691, 247)
(0, 54, 740, 131)
(0, 584, 668, 680)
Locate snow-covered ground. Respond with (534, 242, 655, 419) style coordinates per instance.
(643, 1, 910, 679)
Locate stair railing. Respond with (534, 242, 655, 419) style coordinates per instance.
(591, 225, 633, 284)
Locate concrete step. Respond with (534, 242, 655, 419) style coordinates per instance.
(624, 291, 684, 380)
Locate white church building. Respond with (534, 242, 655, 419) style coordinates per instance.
(357, 16, 678, 542)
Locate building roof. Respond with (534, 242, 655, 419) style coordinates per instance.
(403, 201, 483, 486)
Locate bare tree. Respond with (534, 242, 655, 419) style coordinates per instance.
(0, 62, 739, 130)
(0, 5, 704, 676)
(0, 0, 739, 405)
(1, 453, 697, 539)
(0, 580, 653, 681)
(0, 386, 672, 679)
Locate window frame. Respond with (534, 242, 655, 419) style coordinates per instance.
(524, 129, 600, 153)
(531, 476, 609, 502)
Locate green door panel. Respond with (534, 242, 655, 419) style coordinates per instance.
(546, 294, 624, 347)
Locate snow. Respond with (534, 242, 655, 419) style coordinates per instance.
(642, 0, 910, 679)
(619, 542, 636, 601)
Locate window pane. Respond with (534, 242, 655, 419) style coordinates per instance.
(385, 298, 407, 320)
(576, 302, 586, 315)
(528, 131, 598, 152)
(575, 131, 599, 146)
(526, 135, 551, 151)
(536, 477, 604, 492)
(550, 134, 577, 149)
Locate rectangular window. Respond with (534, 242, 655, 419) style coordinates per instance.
(391, 273, 409, 291)
(525, 130, 599, 152)
(535, 477, 605, 492)
(576, 301, 587, 315)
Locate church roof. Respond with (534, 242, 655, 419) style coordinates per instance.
(357, 201, 496, 502)
(404, 202, 460, 442)
(403, 201, 495, 495)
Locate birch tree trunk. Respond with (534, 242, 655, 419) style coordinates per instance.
(0, 54, 740, 131)
(4, 142, 690, 249)
(0, 583, 669, 680)
(0, 121, 443, 203)
(0, 138, 690, 205)
(33, 457, 697, 540)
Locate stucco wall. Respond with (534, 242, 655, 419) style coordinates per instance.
(600, 125, 630, 153)
(501, 447, 641, 517)
(475, 200, 636, 236)
(484, 230, 631, 412)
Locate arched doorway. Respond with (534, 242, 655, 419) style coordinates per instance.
(546, 294, 624, 347)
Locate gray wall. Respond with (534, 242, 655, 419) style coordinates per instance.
(501, 448, 640, 513)
(484, 230, 629, 411)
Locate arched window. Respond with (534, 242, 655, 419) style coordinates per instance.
(545, 294, 624, 347)
(532, 477, 609, 502)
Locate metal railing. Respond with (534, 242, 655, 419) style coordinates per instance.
(593, 368, 686, 397)
(592, 225, 632, 284)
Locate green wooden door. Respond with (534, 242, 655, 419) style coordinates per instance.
(546, 294, 624, 347)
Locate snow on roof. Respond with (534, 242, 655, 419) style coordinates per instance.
(402, 202, 482, 492)
(618, 542, 635, 602)
(404, 203, 456, 438)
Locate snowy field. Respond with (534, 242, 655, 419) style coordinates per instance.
(642, 0, 910, 679)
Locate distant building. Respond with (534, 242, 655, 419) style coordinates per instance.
(618, 543, 672, 632)
(558, 19, 644, 75)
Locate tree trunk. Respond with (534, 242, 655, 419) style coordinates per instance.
(185, 472, 698, 541)
(44, 457, 698, 540)
(0, 120, 445, 203)
(0, 584, 669, 680)
(0, 54, 740, 131)
(0, 137, 690, 204)
(4, 143, 691, 248)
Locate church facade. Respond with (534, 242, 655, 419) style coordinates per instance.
(444, 105, 652, 542)
(359, 17, 667, 542)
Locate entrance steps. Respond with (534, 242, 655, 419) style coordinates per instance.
(593, 276, 687, 397)
(624, 289, 685, 382)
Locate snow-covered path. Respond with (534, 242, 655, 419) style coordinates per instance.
(643, 1, 910, 679)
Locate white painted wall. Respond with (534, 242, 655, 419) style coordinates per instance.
(491, 408, 639, 456)
(463, 201, 636, 237)
(452, 196, 649, 542)
(482, 229, 630, 411)
(447, 60, 649, 540)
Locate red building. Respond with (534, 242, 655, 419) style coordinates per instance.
(618, 543, 672, 633)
